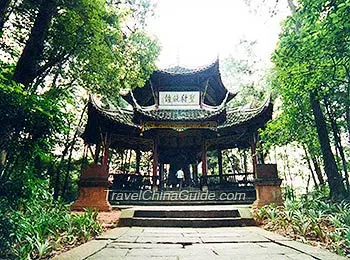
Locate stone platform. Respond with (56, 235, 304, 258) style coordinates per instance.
(117, 205, 255, 228)
(108, 189, 256, 206)
(53, 226, 347, 260)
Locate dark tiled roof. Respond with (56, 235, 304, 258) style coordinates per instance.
(88, 96, 272, 129)
(219, 99, 272, 129)
(125, 59, 234, 107)
(159, 66, 197, 74)
(158, 59, 218, 75)
(135, 106, 225, 122)
(90, 98, 138, 128)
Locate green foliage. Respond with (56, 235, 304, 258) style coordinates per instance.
(221, 39, 269, 108)
(0, 178, 102, 259)
(260, 0, 350, 198)
(0, 63, 71, 203)
(255, 186, 350, 256)
(0, 0, 159, 195)
(0, 0, 159, 257)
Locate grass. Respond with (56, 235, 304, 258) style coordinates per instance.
(254, 186, 350, 257)
(0, 184, 103, 260)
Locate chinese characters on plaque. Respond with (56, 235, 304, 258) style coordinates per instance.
(159, 91, 200, 109)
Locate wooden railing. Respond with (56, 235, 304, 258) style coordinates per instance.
(203, 173, 255, 189)
(110, 173, 159, 190)
(109, 172, 255, 191)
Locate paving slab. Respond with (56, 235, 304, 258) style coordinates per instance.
(53, 240, 110, 260)
(86, 248, 129, 259)
(97, 227, 130, 240)
(135, 235, 202, 244)
(114, 236, 139, 243)
(107, 242, 183, 249)
(54, 226, 348, 260)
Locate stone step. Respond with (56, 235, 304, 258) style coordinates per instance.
(133, 209, 240, 218)
(118, 206, 256, 228)
(131, 217, 256, 227)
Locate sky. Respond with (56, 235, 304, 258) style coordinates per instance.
(147, 0, 290, 68)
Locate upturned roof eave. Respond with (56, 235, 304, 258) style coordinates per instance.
(218, 97, 273, 130)
(122, 59, 234, 107)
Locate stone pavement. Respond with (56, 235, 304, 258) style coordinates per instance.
(54, 226, 348, 260)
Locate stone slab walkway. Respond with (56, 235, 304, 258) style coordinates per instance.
(54, 227, 348, 260)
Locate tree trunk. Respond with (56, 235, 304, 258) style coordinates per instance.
(311, 155, 324, 185)
(0, 0, 11, 34)
(61, 136, 77, 198)
(324, 96, 350, 193)
(13, 0, 58, 86)
(53, 144, 69, 200)
(57, 104, 87, 199)
(309, 92, 346, 199)
(302, 144, 318, 187)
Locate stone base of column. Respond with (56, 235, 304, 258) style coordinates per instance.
(253, 164, 283, 208)
(71, 186, 112, 211)
(71, 164, 112, 212)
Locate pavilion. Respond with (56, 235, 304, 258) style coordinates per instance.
(71, 59, 282, 211)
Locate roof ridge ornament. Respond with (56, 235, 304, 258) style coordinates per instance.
(157, 58, 219, 75)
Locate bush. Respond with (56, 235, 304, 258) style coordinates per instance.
(255, 186, 350, 256)
(0, 179, 102, 259)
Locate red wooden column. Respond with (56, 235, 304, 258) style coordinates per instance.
(159, 163, 164, 191)
(94, 143, 101, 164)
(135, 150, 141, 174)
(201, 141, 208, 187)
(250, 134, 258, 176)
(218, 149, 223, 184)
(152, 135, 159, 190)
(71, 133, 112, 211)
(102, 134, 110, 167)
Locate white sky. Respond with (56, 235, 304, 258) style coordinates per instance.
(147, 0, 290, 68)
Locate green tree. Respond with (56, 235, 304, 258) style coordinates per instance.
(221, 39, 268, 108)
(0, 0, 159, 202)
(263, 0, 350, 199)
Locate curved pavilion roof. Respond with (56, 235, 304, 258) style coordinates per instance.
(122, 59, 236, 107)
(83, 96, 272, 152)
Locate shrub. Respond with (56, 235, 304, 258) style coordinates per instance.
(0, 179, 102, 259)
(255, 186, 350, 256)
